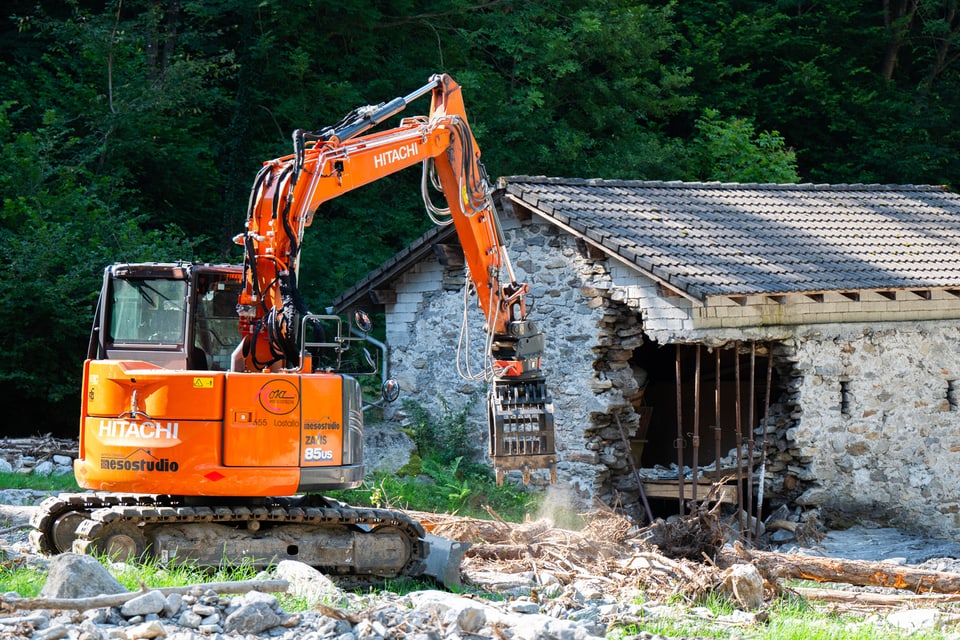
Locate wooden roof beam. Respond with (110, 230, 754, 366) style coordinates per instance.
(369, 289, 397, 305)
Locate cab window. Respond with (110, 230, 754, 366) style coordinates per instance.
(110, 279, 187, 345)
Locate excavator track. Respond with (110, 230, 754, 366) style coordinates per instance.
(30, 493, 427, 578)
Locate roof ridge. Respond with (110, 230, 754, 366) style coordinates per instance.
(499, 175, 952, 193)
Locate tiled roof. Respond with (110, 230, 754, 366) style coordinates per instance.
(501, 176, 960, 301)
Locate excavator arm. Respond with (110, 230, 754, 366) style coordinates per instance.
(235, 74, 556, 483)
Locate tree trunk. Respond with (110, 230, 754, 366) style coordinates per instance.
(718, 545, 960, 594)
(1, 579, 289, 612)
(881, 0, 919, 81)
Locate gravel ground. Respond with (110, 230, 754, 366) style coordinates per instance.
(6, 443, 960, 640)
(0, 494, 702, 640)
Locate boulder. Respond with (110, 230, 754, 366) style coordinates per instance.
(40, 554, 127, 599)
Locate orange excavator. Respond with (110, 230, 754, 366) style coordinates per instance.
(30, 74, 555, 580)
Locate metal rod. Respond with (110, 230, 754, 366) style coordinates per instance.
(754, 346, 775, 540)
(330, 76, 442, 143)
(734, 341, 745, 535)
(714, 347, 722, 485)
(615, 413, 654, 525)
(746, 342, 756, 540)
(675, 344, 685, 516)
(692, 344, 701, 504)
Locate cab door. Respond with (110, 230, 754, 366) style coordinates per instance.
(223, 373, 301, 466)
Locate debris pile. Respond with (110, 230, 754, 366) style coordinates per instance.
(423, 506, 725, 603)
(0, 437, 75, 478)
(0, 553, 670, 640)
(5, 498, 960, 639)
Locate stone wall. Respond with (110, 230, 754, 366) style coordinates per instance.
(787, 322, 960, 538)
(381, 209, 610, 507)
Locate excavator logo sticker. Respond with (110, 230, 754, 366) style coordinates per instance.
(100, 448, 180, 473)
(98, 419, 179, 440)
(258, 380, 300, 415)
(373, 142, 419, 169)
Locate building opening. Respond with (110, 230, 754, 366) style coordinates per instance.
(628, 339, 784, 523)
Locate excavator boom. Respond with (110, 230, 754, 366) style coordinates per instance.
(237, 74, 556, 481)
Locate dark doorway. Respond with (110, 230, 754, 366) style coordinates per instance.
(632, 340, 780, 475)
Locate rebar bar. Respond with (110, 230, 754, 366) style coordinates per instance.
(692, 344, 701, 503)
(746, 341, 756, 541)
(714, 348, 722, 485)
(615, 413, 654, 525)
(675, 343, 685, 516)
(734, 341, 745, 534)
(754, 347, 775, 541)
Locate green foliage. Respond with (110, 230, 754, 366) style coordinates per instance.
(3, 0, 960, 433)
(693, 108, 799, 183)
(673, 0, 960, 186)
(0, 100, 200, 423)
(0, 565, 45, 598)
(361, 461, 534, 521)
(451, 0, 695, 179)
(329, 399, 536, 521)
(401, 396, 479, 466)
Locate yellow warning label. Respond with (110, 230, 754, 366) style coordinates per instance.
(193, 377, 215, 389)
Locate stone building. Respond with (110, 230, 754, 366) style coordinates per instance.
(334, 176, 960, 538)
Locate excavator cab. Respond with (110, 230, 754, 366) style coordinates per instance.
(87, 262, 243, 372)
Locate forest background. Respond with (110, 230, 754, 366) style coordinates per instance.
(1, 0, 958, 435)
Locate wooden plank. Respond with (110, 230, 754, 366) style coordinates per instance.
(642, 481, 737, 503)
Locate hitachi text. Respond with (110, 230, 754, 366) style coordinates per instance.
(373, 142, 418, 168)
(98, 419, 180, 440)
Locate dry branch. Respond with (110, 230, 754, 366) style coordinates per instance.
(719, 545, 960, 594)
(1, 579, 289, 612)
(467, 543, 532, 561)
(793, 586, 960, 607)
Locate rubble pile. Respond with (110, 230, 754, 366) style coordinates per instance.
(425, 508, 722, 603)
(0, 552, 720, 640)
(3, 438, 960, 639)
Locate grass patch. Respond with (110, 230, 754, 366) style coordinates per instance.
(329, 459, 536, 522)
(0, 554, 316, 613)
(328, 398, 538, 522)
(0, 471, 79, 492)
(109, 555, 262, 591)
(0, 564, 46, 598)
(612, 593, 958, 640)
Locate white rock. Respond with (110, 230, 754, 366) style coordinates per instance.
(273, 560, 341, 605)
(571, 579, 604, 602)
(120, 590, 166, 617)
(886, 609, 941, 633)
(33, 460, 55, 476)
(125, 620, 166, 639)
(719, 563, 765, 610)
(31, 625, 69, 640)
